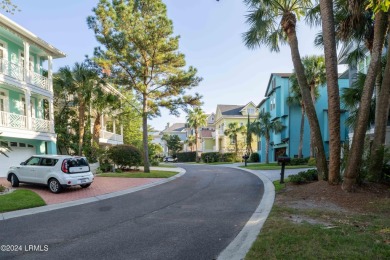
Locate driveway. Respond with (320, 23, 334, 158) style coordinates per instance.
(0, 164, 264, 260)
(0, 177, 164, 205)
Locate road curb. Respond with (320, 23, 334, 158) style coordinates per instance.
(0, 168, 186, 221)
(217, 166, 275, 260)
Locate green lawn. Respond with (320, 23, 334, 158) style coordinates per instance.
(156, 164, 179, 168)
(0, 190, 46, 213)
(98, 170, 179, 178)
(241, 163, 313, 170)
(245, 181, 390, 259)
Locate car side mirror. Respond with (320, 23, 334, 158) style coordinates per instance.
(20, 162, 26, 165)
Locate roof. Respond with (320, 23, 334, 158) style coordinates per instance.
(272, 73, 292, 78)
(217, 105, 245, 116)
(163, 123, 186, 133)
(0, 13, 66, 58)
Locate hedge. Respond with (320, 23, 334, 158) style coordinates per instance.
(108, 145, 142, 169)
(201, 152, 220, 163)
(176, 152, 197, 162)
(249, 152, 260, 162)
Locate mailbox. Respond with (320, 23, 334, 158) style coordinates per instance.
(277, 156, 291, 164)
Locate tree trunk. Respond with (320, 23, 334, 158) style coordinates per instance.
(265, 136, 269, 164)
(298, 104, 304, 158)
(285, 21, 328, 180)
(309, 84, 316, 158)
(319, 0, 341, 184)
(195, 128, 198, 161)
(93, 112, 101, 147)
(343, 12, 388, 191)
(142, 96, 150, 173)
(78, 98, 85, 156)
(369, 20, 390, 180)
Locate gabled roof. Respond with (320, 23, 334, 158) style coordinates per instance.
(239, 101, 257, 112)
(265, 73, 292, 97)
(163, 123, 186, 133)
(217, 105, 244, 116)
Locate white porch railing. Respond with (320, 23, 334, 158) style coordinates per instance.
(30, 70, 49, 90)
(0, 111, 27, 129)
(100, 130, 124, 143)
(0, 111, 53, 132)
(32, 117, 52, 132)
(0, 58, 50, 91)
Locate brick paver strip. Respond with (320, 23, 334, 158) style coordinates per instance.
(0, 177, 163, 205)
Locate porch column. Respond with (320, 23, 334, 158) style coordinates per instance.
(48, 55, 53, 92)
(215, 131, 219, 151)
(25, 89, 31, 130)
(23, 41, 30, 83)
(120, 124, 123, 136)
(49, 98, 54, 132)
(113, 120, 117, 141)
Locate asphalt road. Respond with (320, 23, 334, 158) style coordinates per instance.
(0, 164, 264, 260)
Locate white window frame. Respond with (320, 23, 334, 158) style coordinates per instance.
(0, 89, 9, 112)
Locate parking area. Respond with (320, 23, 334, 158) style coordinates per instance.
(0, 177, 163, 205)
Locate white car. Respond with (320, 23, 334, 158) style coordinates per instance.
(7, 155, 94, 193)
(164, 156, 178, 163)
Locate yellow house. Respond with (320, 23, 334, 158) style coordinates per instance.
(203, 102, 258, 155)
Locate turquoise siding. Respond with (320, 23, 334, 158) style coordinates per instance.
(257, 74, 350, 162)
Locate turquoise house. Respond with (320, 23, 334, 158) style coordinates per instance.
(257, 73, 349, 162)
(0, 14, 65, 176)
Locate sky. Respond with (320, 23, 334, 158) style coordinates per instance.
(5, 0, 334, 131)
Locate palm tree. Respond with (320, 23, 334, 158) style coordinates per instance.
(186, 107, 208, 160)
(0, 133, 10, 157)
(243, 0, 328, 179)
(224, 122, 246, 156)
(55, 62, 100, 156)
(286, 76, 305, 158)
(252, 112, 284, 164)
(293, 55, 325, 157)
(185, 135, 196, 152)
(341, 9, 388, 191)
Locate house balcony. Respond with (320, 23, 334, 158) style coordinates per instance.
(99, 130, 124, 145)
(0, 111, 53, 133)
(0, 58, 50, 91)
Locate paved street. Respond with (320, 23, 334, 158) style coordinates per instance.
(0, 164, 263, 260)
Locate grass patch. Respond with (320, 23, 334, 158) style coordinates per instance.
(98, 170, 179, 178)
(241, 163, 313, 170)
(156, 164, 179, 168)
(246, 205, 390, 259)
(0, 190, 46, 213)
(273, 179, 289, 192)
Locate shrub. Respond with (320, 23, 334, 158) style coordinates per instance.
(201, 152, 220, 163)
(220, 153, 237, 162)
(289, 169, 318, 184)
(99, 159, 112, 172)
(108, 145, 142, 169)
(290, 157, 308, 165)
(176, 152, 196, 162)
(150, 159, 160, 166)
(250, 152, 260, 163)
(115, 168, 123, 173)
(307, 157, 316, 166)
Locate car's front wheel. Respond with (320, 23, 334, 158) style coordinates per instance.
(80, 183, 91, 188)
(48, 178, 62, 194)
(10, 174, 19, 187)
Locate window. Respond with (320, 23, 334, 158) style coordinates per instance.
(230, 136, 235, 144)
(0, 141, 8, 147)
(10, 142, 17, 147)
(248, 108, 255, 115)
(40, 158, 58, 167)
(19, 143, 26, 147)
(25, 157, 40, 165)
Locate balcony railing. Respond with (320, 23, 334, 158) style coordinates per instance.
(100, 130, 124, 143)
(0, 111, 53, 133)
(32, 117, 53, 132)
(0, 111, 27, 129)
(0, 58, 50, 91)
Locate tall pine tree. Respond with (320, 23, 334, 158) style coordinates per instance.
(88, 0, 202, 172)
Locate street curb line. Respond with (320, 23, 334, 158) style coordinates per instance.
(217, 166, 275, 260)
(0, 168, 186, 221)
